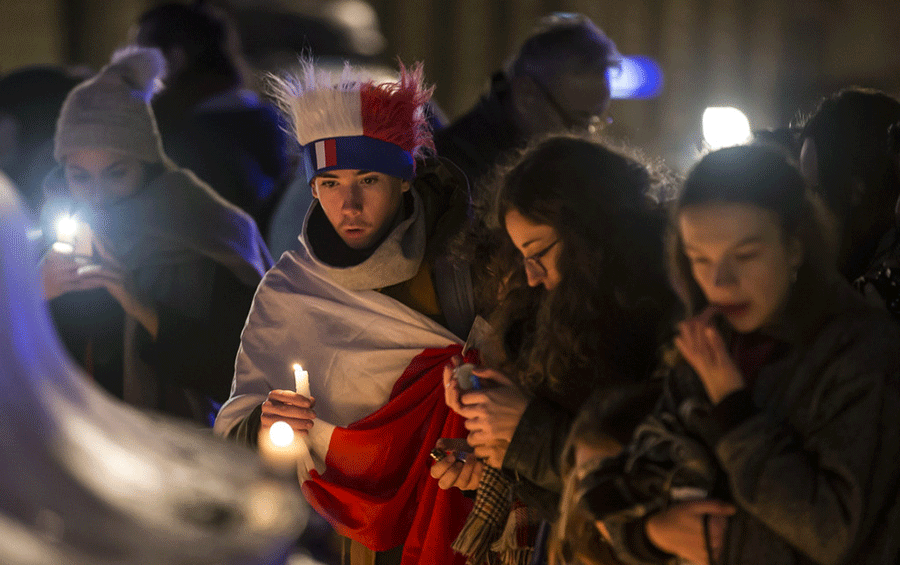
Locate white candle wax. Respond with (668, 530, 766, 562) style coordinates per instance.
(292, 363, 310, 398)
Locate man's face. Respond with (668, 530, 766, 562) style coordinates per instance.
(520, 67, 611, 136)
(311, 169, 410, 250)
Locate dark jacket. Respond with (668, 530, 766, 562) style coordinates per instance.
(854, 225, 900, 322)
(50, 262, 255, 423)
(43, 166, 271, 425)
(586, 277, 900, 565)
(434, 72, 522, 194)
(154, 88, 291, 237)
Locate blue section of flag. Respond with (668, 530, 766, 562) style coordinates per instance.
(302, 136, 415, 181)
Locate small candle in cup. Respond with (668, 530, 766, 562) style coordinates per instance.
(258, 421, 300, 475)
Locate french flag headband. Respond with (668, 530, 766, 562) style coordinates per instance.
(270, 60, 434, 182)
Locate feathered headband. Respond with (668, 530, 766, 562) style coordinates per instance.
(271, 60, 434, 182)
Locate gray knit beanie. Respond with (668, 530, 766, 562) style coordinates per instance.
(54, 46, 166, 163)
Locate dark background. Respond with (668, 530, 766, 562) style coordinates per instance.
(3, 0, 899, 170)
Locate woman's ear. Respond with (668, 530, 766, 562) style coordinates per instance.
(400, 180, 411, 193)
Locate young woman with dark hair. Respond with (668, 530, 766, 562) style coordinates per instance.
(799, 88, 900, 281)
(583, 144, 900, 565)
(431, 135, 675, 563)
(39, 48, 271, 424)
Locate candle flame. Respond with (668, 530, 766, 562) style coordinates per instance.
(269, 421, 295, 448)
(292, 363, 301, 371)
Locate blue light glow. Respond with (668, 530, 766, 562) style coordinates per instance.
(609, 56, 663, 99)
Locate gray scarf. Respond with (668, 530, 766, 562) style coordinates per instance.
(299, 189, 427, 291)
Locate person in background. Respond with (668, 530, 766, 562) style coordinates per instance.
(547, 385, 660, 565)
(434, 135, 674, 564)
(0, 66, 82, 218)
(798, 87, 900, 282)
(582, 144, 900, 565)
(133, 1, 291, 236)
(40, 47, 271, 425)
(434, 12, 619, 193)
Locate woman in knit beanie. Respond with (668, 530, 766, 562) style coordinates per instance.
(39, 47, 272, 424)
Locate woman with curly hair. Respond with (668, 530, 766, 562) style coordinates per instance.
(432, 135, 675, 564)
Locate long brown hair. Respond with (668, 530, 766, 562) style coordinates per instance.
(483, 134, 675, 401)
(667, 144, 837, 320)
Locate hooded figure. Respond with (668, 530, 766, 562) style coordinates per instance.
(40, 47, 272, 424)
(0, 171, 305, 564)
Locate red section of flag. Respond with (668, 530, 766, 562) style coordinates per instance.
(303, 345, 473, 565)
(324, 138, 337, 167)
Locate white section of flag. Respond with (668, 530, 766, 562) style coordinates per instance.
(316, 140, 327, 169)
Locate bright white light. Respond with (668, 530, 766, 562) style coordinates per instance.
(269, 421, 294, 448)
(51, 241, 74, 254)
(703, 107, 752, 150)
(56, 216, 77, 239)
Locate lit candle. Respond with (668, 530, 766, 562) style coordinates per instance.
(293, 363, 310, 398)
(258, 421, 301, 475)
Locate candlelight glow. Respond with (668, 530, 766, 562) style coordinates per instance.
(56, 216, 77, 240)
(51, 241, 74, 254)
(269, 421, 295, 448)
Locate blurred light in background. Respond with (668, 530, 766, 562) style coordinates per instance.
(609, 56, 663, 99)
(323, 0, 386, 56)
(702, 107, 752, 149)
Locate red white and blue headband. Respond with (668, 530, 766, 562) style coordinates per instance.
(270, 60, 434, 182)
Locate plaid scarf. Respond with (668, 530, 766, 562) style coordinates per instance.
(452, 466, 542, 565)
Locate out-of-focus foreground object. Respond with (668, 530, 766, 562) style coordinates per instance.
(0, 171, 307, 564)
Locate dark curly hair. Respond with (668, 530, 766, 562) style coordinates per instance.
(476, 134, 675, 402)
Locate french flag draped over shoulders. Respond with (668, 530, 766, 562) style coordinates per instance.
(215, 246, 472, 565)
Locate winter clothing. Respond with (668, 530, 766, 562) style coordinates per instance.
(586, 276, 900, 565)
(215, 188, 475, 564)
(217, 156, 473, 438)
(854, 225, 900, 321)
(433, 72, 522, 191)
(44, 165, 271, 422)
(45, 47, 272, 423)
(269, 61, 433, 183)
(54, 47, 166, 164)
(153, 85, 291, 236)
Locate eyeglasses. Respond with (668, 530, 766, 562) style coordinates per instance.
(522, 238, 560, 277)
(529, 76, 610, 133)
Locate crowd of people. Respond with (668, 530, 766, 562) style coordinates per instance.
(2, 2, 900, 565)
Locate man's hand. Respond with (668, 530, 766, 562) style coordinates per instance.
(261, 390, 317, 436)
(645, 499, 736, 565)
(430, 438, 483, 490)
